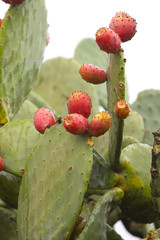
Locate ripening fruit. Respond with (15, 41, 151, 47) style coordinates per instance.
(96, 27, 121, 54)
(0, 19, 2, 27)
(0, 157, 5, 171)
(109, 12, 137, 42)
(114, 100, 130, 119)
(88, 111, 112, 137)
(79, 63, 107, 84)
(67, 91, 92, 119)
(63, 113, 89, 135)
(34, 108, 56, 134)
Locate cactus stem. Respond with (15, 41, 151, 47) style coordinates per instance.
(106, 49, 125, 170)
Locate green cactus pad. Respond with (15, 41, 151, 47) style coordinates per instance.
(0, 200, 17, 240)
(27, 91, 59, 119)
(123, 109, 145, 142)
(131, 89, 160, 146)
(0, 120, 40, 177)
(33, 57, 99, 119)
(119, 143, 158, 223)
(0, 0, 48, 123)
(74, 38, 108, 109)
(17, 124, 93, 240)
(88, 148, 119, 190)
(0, 171, 21, 208)
(12, 100, 38, 121)
(74, 38, 107, 70)
(77, 188, 124, 240)
(122, 136, 139, 149)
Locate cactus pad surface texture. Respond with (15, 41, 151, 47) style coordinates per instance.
(17, 124, 93, 240)
(0, 120, 40, 177)
(0, 0, 48, 123)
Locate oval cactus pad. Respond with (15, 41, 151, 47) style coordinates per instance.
(17, 124, 93, 239)
(0, 120, 40, 177)
(0, 0, 48, 123)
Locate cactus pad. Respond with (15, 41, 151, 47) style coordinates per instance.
(17, 124, 93, 240)
(0, 120, 40, 176)
(119, 143, 158, 223)
(77, 188, 124, 240)
(88, 148, 119, 190)
(0, 200, 17, 239)
(123, 109, 145, 142)
(33, 57, 99, 119)
(131, 89, 160, 145)
(0, 0, 48, 122)
(0, 171, 21, 208)
(12, 100, 38, 121)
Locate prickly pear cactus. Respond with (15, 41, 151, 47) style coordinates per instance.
(1, 4, 160, 240)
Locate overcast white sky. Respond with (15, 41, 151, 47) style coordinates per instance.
(1, 1, 159, 239)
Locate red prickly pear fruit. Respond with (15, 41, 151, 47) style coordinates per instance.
(96, 27, 121, 54)
(88, 111, 112, 137)
(109, 12, 137, 42)
(79, 63, 107, 84)
(67, 91, 92, 119)
(34, 108, 56, 134)
(114, 100, 130, 119)
(63, 113, 89, 135)
(0, 157, 5, 171)
(46, 33, 50, 46)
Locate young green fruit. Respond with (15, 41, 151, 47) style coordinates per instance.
(88, 111, 112, 137)
(34, 108, 56, 134)
(79, 63, 107, 84)
(96, 27, 121, 54)
(67, 91, 92, 119)
(109, 12, 137, 42)
(63, 113, 89, 135)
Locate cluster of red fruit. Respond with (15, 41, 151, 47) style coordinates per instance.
(64, 91, 111, 137)
(96, 11, 137, 54)
(33, 92, 112, 137)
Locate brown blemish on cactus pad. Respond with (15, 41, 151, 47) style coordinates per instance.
(20, 169, 24, 174)
(68, 166, 73, 171)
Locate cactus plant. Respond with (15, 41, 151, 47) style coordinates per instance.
(1, 3, 160, 240)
